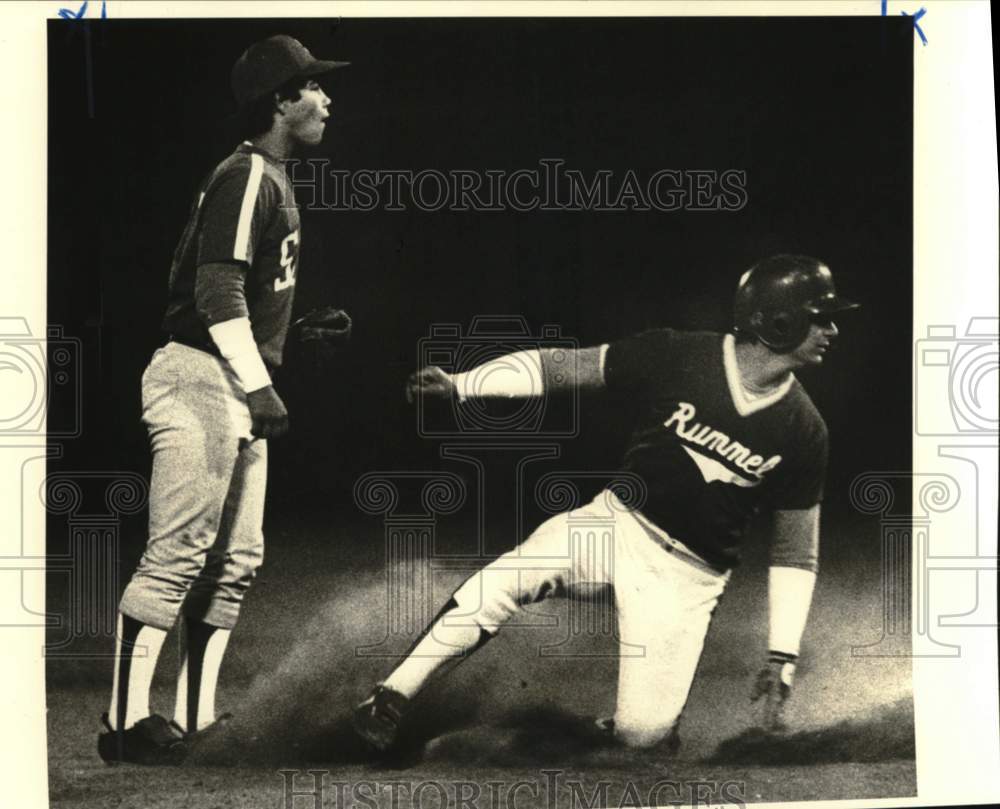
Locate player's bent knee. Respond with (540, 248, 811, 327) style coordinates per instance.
(614, 721, 678, 749)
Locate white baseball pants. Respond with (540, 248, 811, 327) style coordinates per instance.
(451, 489, 729, 748)
(120, 342, 266, 631)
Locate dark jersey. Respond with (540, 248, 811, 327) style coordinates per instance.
(162, 143, 301, 368)
(604, 329, 828, 570)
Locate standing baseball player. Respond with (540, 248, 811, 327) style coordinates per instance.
(98, 35, 348, 765)
(352, 255, 857, 752)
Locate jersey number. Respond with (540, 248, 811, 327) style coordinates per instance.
(275, 230, 300, 292)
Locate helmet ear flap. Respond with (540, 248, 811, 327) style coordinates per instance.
(771, 313, 791, 337)
(771, 311, 812, 352)
(749, 309, 807, 352)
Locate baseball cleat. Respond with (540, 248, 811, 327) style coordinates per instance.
(97, 713, 188, 766)
(177, 712, 234, 743)
(351, 684, 409, 752)
(176, 712, 235, 763)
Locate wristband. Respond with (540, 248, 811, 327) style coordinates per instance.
(767, 566, 816, 657)
(767, 650, 797, 687)
(208, 317, 271, 393)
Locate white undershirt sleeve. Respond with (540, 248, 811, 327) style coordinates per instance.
(207, 317, 271, 393)
(451, 349, 544, 402)
(767, 566, 817, 657)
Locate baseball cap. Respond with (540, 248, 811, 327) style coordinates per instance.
(232, 35, 349, 106)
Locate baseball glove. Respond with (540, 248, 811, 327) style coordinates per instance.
(294, 306, 353, 346)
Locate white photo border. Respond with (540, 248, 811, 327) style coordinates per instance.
(3, 2, 997, 808)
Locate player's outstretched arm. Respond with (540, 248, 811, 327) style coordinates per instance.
(405, 346, 607, 403)
(750, 505, 820, 731)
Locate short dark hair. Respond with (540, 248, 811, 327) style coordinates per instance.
(235, 74, 312, 140)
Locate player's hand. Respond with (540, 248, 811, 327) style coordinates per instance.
(246, 385, 289, 439)
(405, 366, 456, 404)
(749, 656, 795, 732)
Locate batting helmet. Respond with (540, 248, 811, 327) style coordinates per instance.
(733, 255, 859, 352)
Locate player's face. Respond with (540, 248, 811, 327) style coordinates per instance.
(283, 80, 332, 146)
(790, 315, 839, 366)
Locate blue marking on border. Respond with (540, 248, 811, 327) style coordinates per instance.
(902, 7, 928, 46)
(883, 1, 929, 46)
(57, 0, 106, 20)
(57, 0, 87, 19)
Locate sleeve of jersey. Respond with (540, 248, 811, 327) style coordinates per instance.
(602, 329, 677, 393)
(767, 420, 829, 509)
(196, 158, 277, 268)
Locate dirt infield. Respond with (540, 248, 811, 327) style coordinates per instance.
(47, 516, 917, 807)
(47, 685, 916, 809)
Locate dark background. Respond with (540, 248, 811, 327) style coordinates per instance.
(43, 20, 918, 800)
(47, 16, 913, 544)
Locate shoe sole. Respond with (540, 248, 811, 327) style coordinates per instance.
(97, 733, 187, 766)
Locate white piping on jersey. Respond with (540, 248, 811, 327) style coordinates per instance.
(233, 153, 264, 263)
(681, 445, 760, 487)
(722, 333, 795, 417)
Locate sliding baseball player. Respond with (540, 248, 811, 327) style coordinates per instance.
(353, 254, 858, 752)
